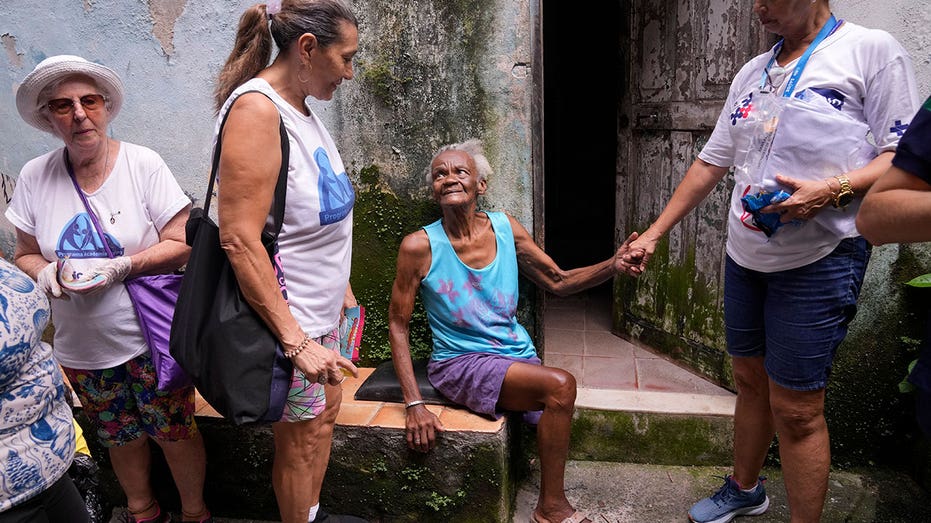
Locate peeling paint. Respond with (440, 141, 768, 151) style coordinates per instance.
(147, 0, 186, 56)
(1, 34, 22, 68)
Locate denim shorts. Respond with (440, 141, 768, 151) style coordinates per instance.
(724, 237, 870, 391)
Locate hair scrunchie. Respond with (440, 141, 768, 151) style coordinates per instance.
(266, 0, 282, 18)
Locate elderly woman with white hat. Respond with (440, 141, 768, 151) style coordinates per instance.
(5, 55, 211, 523)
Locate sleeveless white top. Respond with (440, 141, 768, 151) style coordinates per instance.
(215, 78, 354, 336)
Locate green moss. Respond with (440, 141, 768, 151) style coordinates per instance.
(351, 165, 441, 366)
(358, 56, 412, 107)
(614, 236, 731, 387)
(568, 409, 733, 466)
(322, 438, 511, 522)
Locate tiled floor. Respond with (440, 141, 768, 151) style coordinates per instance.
(543, 283, 736, 415)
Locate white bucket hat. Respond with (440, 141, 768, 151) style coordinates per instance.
(15, 55, 124, 134)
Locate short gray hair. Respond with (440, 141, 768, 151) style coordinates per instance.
(424, 139, 494, 183)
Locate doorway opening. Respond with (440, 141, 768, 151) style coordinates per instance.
(541, 0, 622, 272)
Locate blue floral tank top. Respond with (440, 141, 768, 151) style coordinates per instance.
(421, 212, 536, 361)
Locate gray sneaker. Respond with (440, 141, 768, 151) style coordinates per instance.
(688, 475, 769, 523)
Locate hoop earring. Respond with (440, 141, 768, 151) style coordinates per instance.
(297, 62, 312, 84)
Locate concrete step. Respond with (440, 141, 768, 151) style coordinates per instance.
(512, 461, 931, 523)
(570, 387, 736, 466)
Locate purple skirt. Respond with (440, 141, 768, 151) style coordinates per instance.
(428, 352, 543, 425)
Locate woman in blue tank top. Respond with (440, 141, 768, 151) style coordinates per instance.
(388, 139, 641, 523)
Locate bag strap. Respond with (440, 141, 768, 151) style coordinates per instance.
(204, 90, 289, 239)
(65, 151, 115, 259)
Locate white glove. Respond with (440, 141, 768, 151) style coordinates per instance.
(36, 261, 63, 298)
(87, 256, 133, 294)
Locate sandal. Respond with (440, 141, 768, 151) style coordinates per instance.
(182, 507, 213, 523)
(129, 500, 170, 523)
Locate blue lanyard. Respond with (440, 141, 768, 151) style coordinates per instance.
(759, 14, 839, 97)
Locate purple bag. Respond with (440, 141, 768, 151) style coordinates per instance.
(64, 149, 191, 392)
(124, 274, 191, 391)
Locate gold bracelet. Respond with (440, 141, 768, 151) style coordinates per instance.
(284, 334, 311, 359)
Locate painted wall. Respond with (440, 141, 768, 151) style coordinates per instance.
(0, 0, 533, 362)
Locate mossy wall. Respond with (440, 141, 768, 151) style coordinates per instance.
(825, 243, 931, 474)
(333, 0, 537, 365)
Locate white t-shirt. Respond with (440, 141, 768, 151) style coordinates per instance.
(5, 142, 190, 369)
(699, 21, 920, 272)
(216, 79, 354, 337)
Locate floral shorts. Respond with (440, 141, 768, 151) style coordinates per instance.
(62, 351, 197, 447)
(280, 328, 340, 422)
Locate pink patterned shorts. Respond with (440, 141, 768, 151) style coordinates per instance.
(279, 328, 340, 422)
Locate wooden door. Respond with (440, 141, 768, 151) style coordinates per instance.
(615, 0, 771, 385)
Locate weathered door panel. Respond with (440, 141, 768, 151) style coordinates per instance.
(616, 0, 769, 386)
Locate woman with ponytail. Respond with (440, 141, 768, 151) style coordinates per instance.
(212, 1, 363, 522)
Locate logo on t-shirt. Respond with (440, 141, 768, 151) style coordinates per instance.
(803, 87, 845, 111)
(731, 92, 754, 125)
(55, 213, 124, 259)
(315, 147, 355, 225)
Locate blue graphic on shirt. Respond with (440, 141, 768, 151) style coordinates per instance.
(731, 92, 754, 125)
(55, 213, 124, 259)
(315, 147, 354, 225)
(890, 120, 910, 136)
(804, 87, 845, 110)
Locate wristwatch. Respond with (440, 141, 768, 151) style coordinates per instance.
(832, 175, 855, 209)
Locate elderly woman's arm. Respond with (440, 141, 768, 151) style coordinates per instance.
(217, 93, 353, 383)
(126, 204, 191, 275)
(389, 231, 444, 452)
(511, 214, 639, 297)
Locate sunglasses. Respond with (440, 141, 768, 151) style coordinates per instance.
(45, 94, 107, 115)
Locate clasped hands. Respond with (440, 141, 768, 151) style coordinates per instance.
(38, 255, 132, 298)
(614, 231, 647, 277)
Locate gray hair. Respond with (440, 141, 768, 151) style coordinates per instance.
(424, 139, 494, 183)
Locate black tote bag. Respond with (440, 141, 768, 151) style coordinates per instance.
(169, 91, 293, 425)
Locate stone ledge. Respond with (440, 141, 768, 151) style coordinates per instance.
(85, 368, 526, 523)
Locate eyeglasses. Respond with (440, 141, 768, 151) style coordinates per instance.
(45, 94, 107, 115)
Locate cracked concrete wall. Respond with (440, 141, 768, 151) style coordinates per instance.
(0, 1, 925, 257)
(0, 0, 260, 255)
(0, 0, 533, 258)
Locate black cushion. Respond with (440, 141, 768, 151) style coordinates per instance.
(354, 359, 455, 406)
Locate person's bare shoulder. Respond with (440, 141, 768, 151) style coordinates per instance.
(399, 229, 431, 259)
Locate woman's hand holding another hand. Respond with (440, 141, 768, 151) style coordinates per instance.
(620, 231, 659, 277)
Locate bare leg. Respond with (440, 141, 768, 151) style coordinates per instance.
(272, 385, 342, 523)
(108, 435, 158, 520)
(497, 362, 588, 523)
(156, 431, 209, 520)
(307, 384, 342, 508)
(730, 356, 775, 490)
(769, 383, 829, 523)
